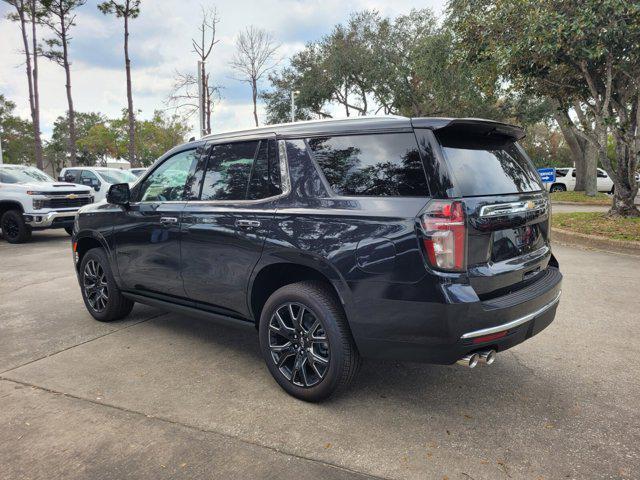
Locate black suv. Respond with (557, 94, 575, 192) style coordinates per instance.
(72, 117, 562, 401)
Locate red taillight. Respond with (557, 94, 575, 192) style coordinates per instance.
(420, 200, 466, 272)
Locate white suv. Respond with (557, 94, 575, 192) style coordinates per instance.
(59, 167, 138, 202)
(547, 167, 615, 193)
(0, 165, 93, 243)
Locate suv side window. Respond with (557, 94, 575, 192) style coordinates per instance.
(247, 139, 281, 200)
(138, 149, 199, 202)
(201, 141, 259, 201)
(307, 133, 429, 196)
(81, 170, 99, 187)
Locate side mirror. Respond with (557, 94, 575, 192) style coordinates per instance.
(106, 183, 130, 206)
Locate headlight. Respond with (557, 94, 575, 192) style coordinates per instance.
(32, 199, 45, 209)
(26, 191, 47, 195)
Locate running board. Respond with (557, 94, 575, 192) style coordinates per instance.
(122, 291, 255, 329)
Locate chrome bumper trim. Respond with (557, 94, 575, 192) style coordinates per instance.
(24, 210, 77, 228)
(461, 290, 562, 340)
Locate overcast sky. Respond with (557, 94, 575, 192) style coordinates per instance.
(0, 0, 445, 140)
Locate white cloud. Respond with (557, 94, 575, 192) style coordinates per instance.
(0, 0, 446, 141)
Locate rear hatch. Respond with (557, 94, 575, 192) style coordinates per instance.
(432, 120, 551, 299)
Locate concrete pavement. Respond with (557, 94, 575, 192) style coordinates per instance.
(1, 230, 639, 479)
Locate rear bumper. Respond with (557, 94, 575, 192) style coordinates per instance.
(24, 210, 77, 229)
(349, 266, 562, 364)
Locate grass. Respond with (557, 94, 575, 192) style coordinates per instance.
(549, 191, 611, 205)
(552, 212, 640, 242)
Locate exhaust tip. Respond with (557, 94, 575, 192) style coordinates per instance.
(456, 353, 479, 368)
(478, 349, 496, 365)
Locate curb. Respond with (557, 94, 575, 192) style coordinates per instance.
(551, 201, 610, 207)
(551, 227, 640, 256)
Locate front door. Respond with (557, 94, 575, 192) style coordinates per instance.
(181, 137, 282, 318)
(114, 147, 203, 297)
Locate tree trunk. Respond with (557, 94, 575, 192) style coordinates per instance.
(583, 143, 598, 197)
(30, 0, 43, 170)
(608, 143, 640, 217)
(61, 16, 77, 167)
(124, 13, 136, 166)
(17, 4, 37, 165)
(553, 108, 588, 191)
(251, 78, 258, 127)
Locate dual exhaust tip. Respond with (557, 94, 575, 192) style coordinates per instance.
(456, 350, 496, 368)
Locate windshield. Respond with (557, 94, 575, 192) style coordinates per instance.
(0, 167, 55, 184)
(97, 169, 137, 184)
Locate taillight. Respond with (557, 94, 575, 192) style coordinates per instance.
(419, 200, 467, 272)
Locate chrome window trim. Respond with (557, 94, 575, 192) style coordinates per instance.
(460, 290, 562, 340)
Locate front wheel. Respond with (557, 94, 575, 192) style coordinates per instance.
(79, 248, 134, 322)
(259, 281, 360, 402)
(1, 210, 32, 243)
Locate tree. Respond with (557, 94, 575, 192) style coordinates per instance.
(230, 26, 279, 127)
(3, 0, 44, 169)
(448, 0, 640, 216)
(45, 111, 105, 173)
(40, 0, 86, 167)
(97, 0, 141, 166)
(0, 94, 35, 165)
(166, 7, 221, 135)
(135, 110, 190, 165)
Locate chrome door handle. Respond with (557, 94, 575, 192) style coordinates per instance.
(235, 219, 261, 228)
(160, 216, 178, 225)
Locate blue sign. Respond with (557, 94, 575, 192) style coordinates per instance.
(537, 168, 556, 183)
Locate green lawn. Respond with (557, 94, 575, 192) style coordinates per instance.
(552, 212, 640, 242)
(549, 191, 611, 205)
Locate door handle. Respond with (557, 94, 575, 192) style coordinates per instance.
(235, 219, 261, 228)
(160, 216, 178, 225)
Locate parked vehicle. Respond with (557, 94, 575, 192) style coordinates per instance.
(0, 165, 93, 243)
(72, 116, 562, 401)
(59, 167, 138, 202)
(547, 167, 615, 193)
(130, 167, 147, 177)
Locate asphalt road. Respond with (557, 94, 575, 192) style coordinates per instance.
(1, 230, 638, 480)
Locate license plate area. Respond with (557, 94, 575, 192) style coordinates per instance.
(491, 224, 544, 262)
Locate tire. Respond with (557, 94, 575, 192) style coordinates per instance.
(64, 226, 74, 236)
(1, 210, 32, 243)
(79, 247, 134, 322)
(259, 281, 360, 402)
(549, 183, 566, 193)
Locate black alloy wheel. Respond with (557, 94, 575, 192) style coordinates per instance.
(268, 302, 330, 387)
(1, 210, 31, 243)
(83, 259, 109, 313)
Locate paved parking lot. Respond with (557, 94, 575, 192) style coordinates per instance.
(1, 231, 639, 479)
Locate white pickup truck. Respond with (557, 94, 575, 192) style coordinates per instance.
(0, 164, 93, 243)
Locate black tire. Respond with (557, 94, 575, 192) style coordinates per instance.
(64, 226, 74, 236)
(79, 247, 134, 322)
(549, 183, 566, 193)
(1, 210, 32, 243)
(259, 281, 360, 402)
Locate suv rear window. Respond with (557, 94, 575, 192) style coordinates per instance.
(307, 133, 429, 197)
(438, 136, 542, 196)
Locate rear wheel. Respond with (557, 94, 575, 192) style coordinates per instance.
(549, 183, 566, 193)
(80, 248, 134, 322)
(1, 210, 31, 243)
(259, 281, 360, 402)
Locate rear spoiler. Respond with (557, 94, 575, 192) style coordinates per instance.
(411, 117, 526, 141)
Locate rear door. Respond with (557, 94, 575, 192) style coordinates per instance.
(180, 136, 281, 318)
(426, 123, 551, 298)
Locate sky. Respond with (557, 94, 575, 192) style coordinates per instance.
(0, 0, 446, 140)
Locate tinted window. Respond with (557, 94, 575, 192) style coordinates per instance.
(307, 133, 428, 196)
(64, 169, 81, 183)
(556, 168, 568, 178)
(139, 149, 198, 202)
(81, 170, 99, 184)
(201, 141, 259, 201)
(247, 139, 281, 200)
(439, 139, 542, 196)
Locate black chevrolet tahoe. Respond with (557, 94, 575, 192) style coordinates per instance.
(72, 116, 562, 401)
